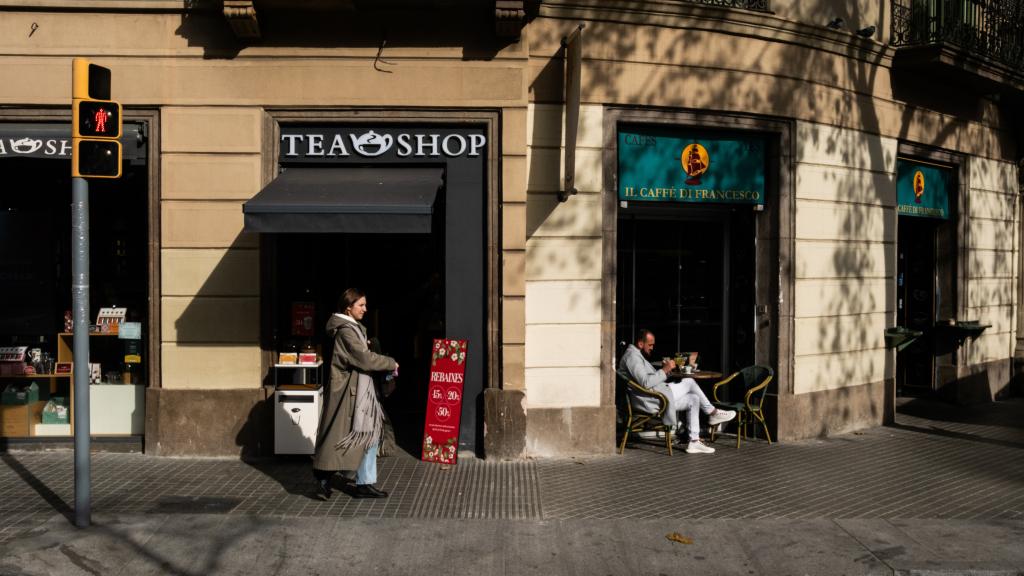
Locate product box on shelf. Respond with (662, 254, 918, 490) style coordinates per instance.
(2, 382, 40, 405)
(0, 363, 27, 377)
(278, 352, 298, 364)
(298, 352, 317, 364)
(42, 397, 70, 424)
(0, 346, 27, 362)
(96, 307, 127, 334)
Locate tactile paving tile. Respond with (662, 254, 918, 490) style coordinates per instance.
(409, 457, 541, 519)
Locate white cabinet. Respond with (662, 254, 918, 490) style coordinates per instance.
(274, 388, 321, 455)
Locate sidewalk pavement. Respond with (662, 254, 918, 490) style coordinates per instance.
(1, 397, 1022, 576)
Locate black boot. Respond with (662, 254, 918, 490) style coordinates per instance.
(312, 469, 333, 501)
(351, 484, 388, 499)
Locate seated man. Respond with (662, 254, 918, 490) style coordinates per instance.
(619, 329, 735, 454)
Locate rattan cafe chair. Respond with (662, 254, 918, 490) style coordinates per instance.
(617, 372, 675, 455)
(710, 365, 773, 449)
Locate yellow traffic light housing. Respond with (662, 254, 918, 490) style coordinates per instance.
(73, 139, 122, 179)
(71, 58, 122, 179)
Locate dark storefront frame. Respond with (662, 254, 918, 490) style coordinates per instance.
(602, 108, 793, 437)
(261, 109, 500, 453)
(894, 142, 968, 396)
(0, 107, 161, 444)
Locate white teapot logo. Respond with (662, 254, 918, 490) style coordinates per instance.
(10, 138, 43, 154)
(351, 130, 393, 157)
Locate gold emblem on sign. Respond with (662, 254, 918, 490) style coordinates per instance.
(913, 170, 925, 204)
(681, 143, 709, 185)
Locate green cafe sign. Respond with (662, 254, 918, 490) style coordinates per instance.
(618, 127, 765, 205)
(896, 158, 952, 220)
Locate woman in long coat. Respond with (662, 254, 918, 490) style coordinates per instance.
(313, 288, 397, 500)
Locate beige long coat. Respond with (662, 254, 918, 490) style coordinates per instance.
(313, 313, 397, 472)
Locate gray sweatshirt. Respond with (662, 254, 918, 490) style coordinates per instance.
(619, 344, 678, 427)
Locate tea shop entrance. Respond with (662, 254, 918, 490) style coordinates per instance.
(245, 123, 491, 454)
(265, 230, 444, 454)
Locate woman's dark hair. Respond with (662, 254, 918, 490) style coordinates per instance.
(337, 288, 366, 314)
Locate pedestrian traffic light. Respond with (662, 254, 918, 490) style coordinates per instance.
(73, 140, 122, 179)
(71, 58, 122, 179)
(74, 100, 121, 139)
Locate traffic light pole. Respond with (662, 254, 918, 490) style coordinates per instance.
(71, 176, 91, 528)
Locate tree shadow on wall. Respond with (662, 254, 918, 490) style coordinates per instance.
(525, 1, 1016, 441)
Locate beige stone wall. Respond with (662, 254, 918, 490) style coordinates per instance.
(160, 106, 263, 390)
(792, 121, 898, 395)
(528, 10, 1015, 164)
(771, 0, 887, 42)
(503, 106, 529, 393)
(523, 103, 604, 409)
(965, 158, 1019, 370)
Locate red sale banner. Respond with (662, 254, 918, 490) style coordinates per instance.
(421, 338, 467, 464)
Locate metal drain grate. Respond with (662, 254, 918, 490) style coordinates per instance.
(409, 458, 541, 519)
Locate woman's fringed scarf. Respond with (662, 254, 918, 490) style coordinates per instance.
(335, 325, 385, 453)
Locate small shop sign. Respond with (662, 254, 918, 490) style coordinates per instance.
(421, 338, 467, 465)
(0, 135, 71, 158)
(281, 127, 486, 160)
(618, 127, 766, 206)
(896, 158, 952, 219)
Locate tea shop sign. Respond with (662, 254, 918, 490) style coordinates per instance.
(281, 127, 486, 160)
(618, 127, 766, 206)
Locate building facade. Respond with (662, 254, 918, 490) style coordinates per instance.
(0, 0, 1020, 457)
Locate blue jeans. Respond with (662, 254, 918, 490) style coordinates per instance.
(355, 444, 379, 485)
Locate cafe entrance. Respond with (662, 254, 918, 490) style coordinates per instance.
(616, 208, 756, 374)
(894, 157, 958, 395)
(614, 123, 768, 377)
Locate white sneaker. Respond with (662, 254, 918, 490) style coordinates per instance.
(685, 440, 715, 454)
(708, 409, 736, 426)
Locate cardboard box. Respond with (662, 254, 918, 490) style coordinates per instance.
(0, 401, 46, 437)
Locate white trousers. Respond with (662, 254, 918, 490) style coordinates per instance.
(667, 378, 714, 441)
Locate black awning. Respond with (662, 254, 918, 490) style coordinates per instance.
(243, 167, 443, 233)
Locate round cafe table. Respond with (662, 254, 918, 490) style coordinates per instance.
(667, 369, 723, 382)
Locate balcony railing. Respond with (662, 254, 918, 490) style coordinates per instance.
(891, 0, 1024, 73)
(675, 0, 771, 12)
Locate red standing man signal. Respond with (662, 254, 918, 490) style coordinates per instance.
(93, 107, 110, 134)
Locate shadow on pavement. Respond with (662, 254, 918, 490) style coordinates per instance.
(0, 452, 73, 524)
(891, 396, 1024, 450)
(896, 396, 1024, 428)
(241, 455, 322, 501)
